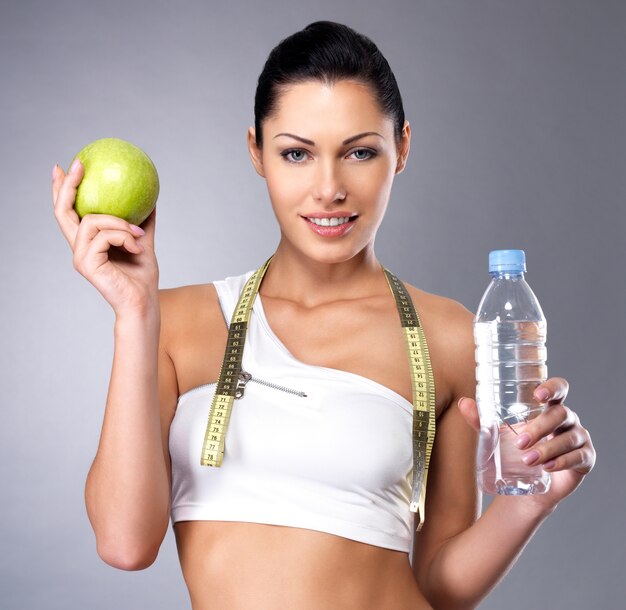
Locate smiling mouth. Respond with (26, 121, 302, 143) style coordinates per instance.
(302, 215, 358, 227)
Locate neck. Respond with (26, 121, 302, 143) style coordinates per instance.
(259, 239, 386, 307)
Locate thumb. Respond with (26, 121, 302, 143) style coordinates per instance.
(457, 397, 481, 432)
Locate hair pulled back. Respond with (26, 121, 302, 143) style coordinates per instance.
(254, 21, 405, 148)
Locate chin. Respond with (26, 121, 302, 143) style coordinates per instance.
(296, 242, 371, 267)
(277, 222, 374, 265)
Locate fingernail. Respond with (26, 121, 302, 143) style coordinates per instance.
(543, 459, 557, 470)
(515, 432, 531, 449)
(522, 450, 540, 465)
(458, 398, 465, 409)
(52, 164, 58, 178)
(535, 388, 550, 402)
(130, 224, 145, 236)
(70, 159, 81, 174)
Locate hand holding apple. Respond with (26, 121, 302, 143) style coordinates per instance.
(71, 137, 159, 226)
(52, 148, 159, 318)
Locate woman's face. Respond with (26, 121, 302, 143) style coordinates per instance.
(248, 79, 410, 265)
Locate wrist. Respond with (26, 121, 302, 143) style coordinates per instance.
(490, 494, 558, 522)
(114, 301, 160, 330)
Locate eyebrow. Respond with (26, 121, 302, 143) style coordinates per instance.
(273, 131, 384, 145)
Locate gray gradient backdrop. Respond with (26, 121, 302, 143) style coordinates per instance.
(1, 0, 624, 608)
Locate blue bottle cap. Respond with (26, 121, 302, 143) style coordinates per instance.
(489, 249, 526, 273)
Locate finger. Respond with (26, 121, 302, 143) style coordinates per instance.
(520, 427, 587, 468)
(88, 229, 144, 257)
(53, 158, 82, 208)
(457, 397, 480, 432)
(74, 215, 145, 266)
(53, 159, 84, 248)
(539, 442, 595, 475)
(514, 403, 578, 450)
(76, 229, 143, 276)
(533, 377, 569, 404)
(51, 164, 63, 203)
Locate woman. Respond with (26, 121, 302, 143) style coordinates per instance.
(52, 21, 595, 610)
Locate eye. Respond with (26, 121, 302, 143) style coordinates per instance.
(350, 148, 377, 161)
(280, 149, 309, 163)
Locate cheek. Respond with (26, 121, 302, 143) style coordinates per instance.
(265, 167, 307, 209)
(348, 165, 394, 202)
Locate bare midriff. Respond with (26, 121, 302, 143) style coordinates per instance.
(173, 521, 432, 610)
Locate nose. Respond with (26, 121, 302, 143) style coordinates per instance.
(312, 159, 346, 204)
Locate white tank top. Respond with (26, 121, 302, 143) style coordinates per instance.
(169, 269, 416, 552)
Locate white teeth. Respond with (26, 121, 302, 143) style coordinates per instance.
(308, 216, 351, 226)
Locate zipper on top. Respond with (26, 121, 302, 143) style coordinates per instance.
(235, 369, 307, 399)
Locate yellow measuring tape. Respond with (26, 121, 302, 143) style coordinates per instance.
(200, 256, 436, 530)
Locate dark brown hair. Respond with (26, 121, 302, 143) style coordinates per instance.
(253, 21, 405, 148)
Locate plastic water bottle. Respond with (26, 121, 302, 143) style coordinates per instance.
(473, 249, 551, 495)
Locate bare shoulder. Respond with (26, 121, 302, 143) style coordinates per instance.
(403, 282, 476, 408)
(158, 282, 220, 319)
(158, 283, 222, 348)
(404, 282, 474, 331)
(158, 282, 228, 396)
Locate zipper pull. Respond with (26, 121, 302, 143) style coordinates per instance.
(235, 370, 252, 399)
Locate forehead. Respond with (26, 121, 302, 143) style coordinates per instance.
(265, 79, 394, 137)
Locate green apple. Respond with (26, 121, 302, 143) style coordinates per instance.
(71, 137, 159, 226)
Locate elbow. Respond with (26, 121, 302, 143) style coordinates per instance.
(430, 601, 477, 610)
(420, 574, 481, 610)
(425, 588, 481, 610)
(85, 495, 169, 571)
(96, 539, 159, 571)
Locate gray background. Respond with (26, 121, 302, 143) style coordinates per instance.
(1, 0, 624, 608)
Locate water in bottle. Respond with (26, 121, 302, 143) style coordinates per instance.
(473, 249, 551, 495)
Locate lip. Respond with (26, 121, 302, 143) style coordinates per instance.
(300, 212, 359, 219)
(302, 215, 357, 237)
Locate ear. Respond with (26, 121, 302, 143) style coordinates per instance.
(394, 120, 411, 175)
(247, 127, 265, 177)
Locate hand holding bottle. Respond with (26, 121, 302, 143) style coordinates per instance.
(457, 248, 596, 511)
(459, 379, 596, 511)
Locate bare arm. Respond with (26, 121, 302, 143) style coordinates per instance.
(418, 474, 554, 609)
(84, 307, 171, 570)
(52, 161, 177, 570)
(412, 301, 595, 609)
